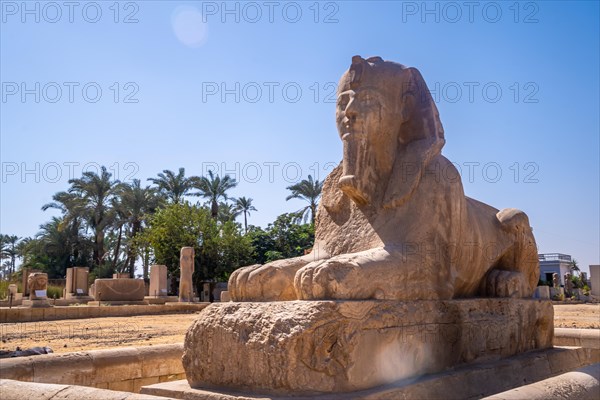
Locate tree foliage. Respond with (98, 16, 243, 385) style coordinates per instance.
(285, 175, 323, 224)
(247, 213, 314, 264)
(138, 202, 253, 284)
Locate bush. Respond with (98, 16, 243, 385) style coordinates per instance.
(0, 280, 20, 300)
(552, 293, 565, 301)
(583, 285, 591, 296)
(46, 285, 63, 299)
(0, 280, 9, 300)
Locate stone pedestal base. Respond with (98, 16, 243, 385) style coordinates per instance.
(65, 293, 94, 301)
(144, 296, 179, 304)
(87, 300, 149, 306)
(144, 347, 598, 400)
(183, 299, 553, 395)
(21, 299, 53, 308)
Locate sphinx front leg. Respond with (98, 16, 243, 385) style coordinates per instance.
(229, 258, 308, 301)
(294, 247, 450, 300)
(481, 269, 529, 298)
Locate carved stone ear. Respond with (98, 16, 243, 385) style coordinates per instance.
(382, 68, 445, 209)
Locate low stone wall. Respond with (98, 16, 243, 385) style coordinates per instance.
(554, 328, 600, 349)
(0, 303, 208, 323)
(483, 363, 600, 400)
(141, 346, 600, 399)
(0, 379, 175, 400)
(0, 344, 185, 393)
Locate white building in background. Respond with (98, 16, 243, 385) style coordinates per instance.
(589, 265, 600, 296)
(538, 253, 573, 286)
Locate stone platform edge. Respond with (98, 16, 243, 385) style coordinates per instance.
(0, 343, 185, 391)
(142, 346, 600, 400)
(0, 379, 176, 400)
(183, 299, 554, 394)
(0, 302, 208, 323)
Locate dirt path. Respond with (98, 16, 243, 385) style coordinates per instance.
(1, 304, 598, 355)
(553, 303, 600, 329)
(1, 313, 199, 354)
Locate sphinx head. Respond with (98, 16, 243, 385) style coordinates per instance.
(336, 56, 445, 207)
(28, 272, 48, 291)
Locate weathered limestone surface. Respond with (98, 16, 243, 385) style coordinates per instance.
(179, 248, 195, 302)
(65, 267, 89, 297)
(0, 379, 175, 400)
(483, 363, 600, 400)
(183, 299, 553, 394)
(147, 348, 600, 400)
(93, 278, 145, 301)
(150, 265, 168, 297)
(229, 56, 539, 302)
(27, 272, 48, 300)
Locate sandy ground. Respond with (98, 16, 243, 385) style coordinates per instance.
(553, 303, 600, 329)
(1, 313, 199, 354)
(1, 304, 598, 355)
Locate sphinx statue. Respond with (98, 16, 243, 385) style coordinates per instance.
(182, 57, 551, 396)
(229, 56, 539, 301)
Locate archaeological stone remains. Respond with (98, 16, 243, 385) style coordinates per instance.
(182, 56, 553, 395)
(179, 247, 195, 302)
(149, 264, 168, 297)
(64, 267, 90, 299)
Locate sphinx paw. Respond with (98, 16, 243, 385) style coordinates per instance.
(295, 259, 363, 300)
(484, 269, 526, 298)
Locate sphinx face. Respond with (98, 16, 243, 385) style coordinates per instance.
(335, 75, 405, 205)
(28, 273, 48, 290)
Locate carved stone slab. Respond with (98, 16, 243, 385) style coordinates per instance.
(182, 299, 553, 394)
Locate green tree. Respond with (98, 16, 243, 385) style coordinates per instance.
(285, 175, 323, 225)
(139, 203, 252, 286)
(30, 217, 93, 278)
(113, 179, 161, 278)
(194, 170, 238, 218)
(570, 259, 580, 276)
(44, 166, 118, 269)
(0, 234, 20, 274)
(216, 201, 240, 224)
(233, 197, 257, 234)
(247, 213, 314, 264)
(148, 167, 197, 204)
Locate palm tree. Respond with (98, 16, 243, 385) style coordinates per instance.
(194, 170, 238, 218)
(285, 175, 323, 225)
(34, 217, 93, 277)
(570, 259, 580, 276)
(148, 168, 197, 204)
(217, 201, 240, 224)
(233, 197, 257, 233)
(0, 235, 21, 274)
(113, 179, 161, 278)
(44, 166, 119, 269)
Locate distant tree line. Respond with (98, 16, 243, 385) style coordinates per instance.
(0, 167, 323, 295)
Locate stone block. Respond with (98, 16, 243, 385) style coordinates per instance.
(0, 380, 67, 400)
(183, 299, 553, 394)
(534, 286, 550, 299)
(179, 247, 195, 302)
(220, 291, 231, 302)
(139, 344, 184, 378)
(108, 379, 134, 392)
(0, 357, 34, 381)
(90, 347, 142, 384)
(149, 265, 168, 297)
(133, 376, 160, 393)
(93, 278, 145, 301)
(32, 352, 94, 386)
(547, 347, 583, 374)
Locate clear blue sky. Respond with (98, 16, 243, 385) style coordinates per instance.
(1, 1, 598, 273)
